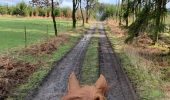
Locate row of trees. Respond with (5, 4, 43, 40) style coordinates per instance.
(117, 0, 170, 44)
(72, 0, 98, 28)
(0, 2, 73, 18)
(0, 0, 99, 32)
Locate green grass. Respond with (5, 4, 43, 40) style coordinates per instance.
(106, 27, 164, 100)
(80, 35, 99, 85)
(0, 16, 81, 52)
(7, 31, 82, 100)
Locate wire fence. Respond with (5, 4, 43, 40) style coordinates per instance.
(0, 18, 83, 98)
(0, 20, 81, 53)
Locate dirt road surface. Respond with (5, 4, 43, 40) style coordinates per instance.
(25, 26, 96, 100)
(24, 23, 137, 100)
(98, 24, 137, 100)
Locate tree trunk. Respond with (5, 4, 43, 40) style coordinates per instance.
(153, 0, 161, 44)
(51, 0, 57, 36)
(86, 17, 89, 23)
(116, 0, 119, 22)
(85, 1, 89, 23)
(80, 0, 84, 26)
(118, 0, 122, 25)
(72, 0, 77, 28)
(126, 18, 128, 27)
(126, 0, 129, 27)
(86, 8, 89, 23)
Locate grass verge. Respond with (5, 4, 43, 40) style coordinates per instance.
(80, 34, 99, 85)
(7, 31, 83, 100)
(105, 27, 164, 100)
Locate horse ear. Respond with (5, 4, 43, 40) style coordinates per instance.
(95, 74, 107, 94)
(68, 72, 80, 93)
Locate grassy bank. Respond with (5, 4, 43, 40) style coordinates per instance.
(80, 34, 99, 85)
(105, 26, 165, 100)
(6, 30, 83, 99)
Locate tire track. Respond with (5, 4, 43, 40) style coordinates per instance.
(25, 26, 96, 100)
(98, 24, 137, 100)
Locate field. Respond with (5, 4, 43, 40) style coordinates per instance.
(0, 16, 78, 52)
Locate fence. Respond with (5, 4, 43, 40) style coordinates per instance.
(0, 18, 82, 98)
(0, 19, 82, 53)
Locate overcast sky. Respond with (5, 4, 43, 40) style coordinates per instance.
(0, 0, 170, 8)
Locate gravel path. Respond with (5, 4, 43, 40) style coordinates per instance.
(25, 25, 96, 100)
(98, 24, 137, 100)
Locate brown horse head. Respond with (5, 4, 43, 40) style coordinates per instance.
(62, 73, 107, 100)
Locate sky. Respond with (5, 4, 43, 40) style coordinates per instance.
(0, 0, 170, 8)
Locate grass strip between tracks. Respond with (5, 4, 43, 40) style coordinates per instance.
(80, 34, 99, 85)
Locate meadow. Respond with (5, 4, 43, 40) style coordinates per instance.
(0, 16, 78, 52)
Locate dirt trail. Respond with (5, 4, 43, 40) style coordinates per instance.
(25, 25, 96, 100)
(98, 24, 137, 100)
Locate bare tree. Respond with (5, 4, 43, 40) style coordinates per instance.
(80, 0, 85, 26)
(84, 0, 98, 23)
(51, 0, 58, 36)
(72, 0, 80, 28)
(29, 0, 51, 7)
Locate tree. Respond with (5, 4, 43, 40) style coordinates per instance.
(54, 8, 61, 17)
(51, 0, 58, 36)
(80, 0, 85, 26)
(84, 0, 98, 23)
(72, 0, 80, 28)
(123, 0, 170, 44)
(98, 4, 117, 21)
(0, 6, 7, 15)
(30, 0, 60, 36)
(12, 1, 28, 16)
(61, 7, 71, 18)
(29, 0, 51, 7)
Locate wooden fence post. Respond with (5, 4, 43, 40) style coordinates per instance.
(47, 25, 49, 39)
(24, 26, 27, 48)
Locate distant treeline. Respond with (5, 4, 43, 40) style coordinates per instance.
(0, 1, 82, 18)
(98, 4, 117, 20)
